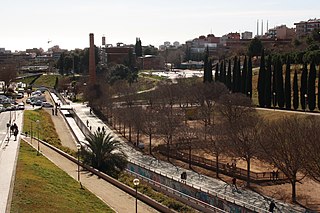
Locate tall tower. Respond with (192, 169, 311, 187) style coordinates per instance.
(89, 33, 96, 84)
(261, 20, 264, 36)
(257, 19, 259, 36)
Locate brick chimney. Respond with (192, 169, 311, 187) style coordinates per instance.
(89, 33, 96, 84)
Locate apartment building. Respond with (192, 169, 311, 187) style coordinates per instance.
(294, 18, 320, 37)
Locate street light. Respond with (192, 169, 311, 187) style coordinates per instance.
(304, 94, 308, 113)
(76, 143, 81, 183)
(133, 178, 140, 213)
(6, 122, 10, 142)
(36, 120, 40, 155)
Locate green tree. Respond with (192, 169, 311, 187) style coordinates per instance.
(300, 62, 308, 110)
(135, 38, 143, 57)
(293, 70, 299, 110)
(241, 56, 247, 94)
(248, 37, 263, 57)
(227, 59, 232, 91)
(246, 56, 252, 98)
(258, 49, 266, 107)
(203, 47, 212, 83)
(308, 60, 316, 111)
(214, 62, 219, 82)
(285, 56, 291, 109)
(275, 57, 285, 108)
(82, 131, 127, 178)
(265, 55, 272, 107)
(318, 70, 320, 110)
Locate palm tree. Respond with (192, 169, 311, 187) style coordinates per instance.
(81, 130, 127, 178)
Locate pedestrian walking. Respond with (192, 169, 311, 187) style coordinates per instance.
(86, 120, 89, 127)
(52, 108, 54, 115)
(55, 107, 58, 116)
(14, 128, 18, 141)
(269, 200, 276, 212)
(90, 126, 92, 131)
(232, 177, 238, 192)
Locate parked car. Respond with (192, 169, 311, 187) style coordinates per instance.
(17, 102, 25, 110)
(41, 102, 53, 108)
(16, 92, 24, 99)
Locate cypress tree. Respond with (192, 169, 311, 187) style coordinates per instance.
(223, 60, 227, 84)
(265, 55, 272, 107)
(308, 60, 316, 111)
(208, 59, 213, 83)
(236, 57, 242, 92)
(272, 55, 277, 107)
(284, 56, 291, 109)
(293, 70, 299, 110)
(241, 56, 247, 94)
(215, 62, 219, 82)
(276, 57, 285, 108)
(258, 49, 266, 107)
(300, 62, 308, 110)
(220, 61, 225, 83)
(135, 38, 142, 57)
(232, 56, 237, 92)
(227, 59, 232, 90)
(318, 69, 320, 110)
(203, 47, 212, 83)
(246, 56, 252, 98)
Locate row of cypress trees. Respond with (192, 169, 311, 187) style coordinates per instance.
(258, 49, 320, 111)
(205, 53, 253, 98)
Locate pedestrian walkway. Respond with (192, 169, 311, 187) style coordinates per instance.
(0, 110, 24, 213)
(68, 101, 305, 213)
(21, 136, 158, 213)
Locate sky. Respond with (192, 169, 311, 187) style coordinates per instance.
(1, 0, 319, 51)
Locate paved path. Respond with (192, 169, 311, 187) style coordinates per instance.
(69, 101, 306, 213)
(22, 136, 158, 213)
(0, 110, 24, 213)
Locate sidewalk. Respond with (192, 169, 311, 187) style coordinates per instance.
(69, 101, 305, 213)
(0, 110, 24, 213)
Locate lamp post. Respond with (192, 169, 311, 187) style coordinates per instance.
(304, 94, 308, 113)
(6, 122, 10, 142)
(247, 91, 251, 99)
(76, 143, 81, 183)
(36, 120, 40, 155)
(133, 178, 140, 213)
(273, 92, 276, 111)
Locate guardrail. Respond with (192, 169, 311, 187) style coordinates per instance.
(158, 146, 287, 183)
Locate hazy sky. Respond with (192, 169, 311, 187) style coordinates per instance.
(1, 0, 319, 51)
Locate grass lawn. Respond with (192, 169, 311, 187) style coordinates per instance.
(33, 74, 60, 88)
(10, 141, 114, 213)
(23, 109, 75, 156)
(119, 173, 195, 213)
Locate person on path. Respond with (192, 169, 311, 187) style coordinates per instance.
(269, 200, 276, 212)
(86, 120, 89, 127)
(232, 177, 238, 192)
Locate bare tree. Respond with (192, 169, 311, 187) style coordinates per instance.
(175, 125, 199, 168)
(218, 93, 261, 187)
(193, 82, 228, 139)
(0, 62, 17, 88)
(157, 107, 183, 160)
(304, 117, 320, 182)
(260, 116, 309, 203)
(141, 108, 159, 154)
